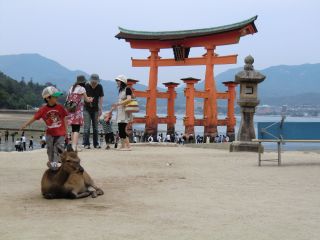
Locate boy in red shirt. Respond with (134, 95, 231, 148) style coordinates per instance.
(21, 86, 68, 170)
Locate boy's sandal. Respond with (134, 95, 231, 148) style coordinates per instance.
(118, 148, 132, 151)
(47, 161, 59, 171)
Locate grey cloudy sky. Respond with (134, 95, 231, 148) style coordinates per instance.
(0, 0, 319, 85)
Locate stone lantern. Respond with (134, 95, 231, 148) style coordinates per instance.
(230, 55, 266, 152)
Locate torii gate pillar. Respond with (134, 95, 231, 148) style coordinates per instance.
(223, 81, 238, 142)
(182, 77, 200, 138)
(204, 47, 218, 141)
(163, 82, 179, 135)
(145, 48, 160, 138)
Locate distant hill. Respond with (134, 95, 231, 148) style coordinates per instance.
(0, 54, 87, 89)
(0, 71, 47, 109)
(214, 64, 320, 99)
(259, 64, 320, 99)
(175, 63, 320, 106)
(262, 92, 320, 106)
(0, 53, 319, 108)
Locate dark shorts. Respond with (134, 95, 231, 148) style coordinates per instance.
(118, 123, 128, 139)
(71, 124, 81, 133)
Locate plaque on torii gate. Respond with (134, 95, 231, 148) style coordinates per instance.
(116, 16, 258, 139)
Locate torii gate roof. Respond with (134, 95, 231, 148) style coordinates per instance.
(115, 16, 257, 41)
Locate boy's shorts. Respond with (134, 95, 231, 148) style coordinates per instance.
(46, 135, 65, 170)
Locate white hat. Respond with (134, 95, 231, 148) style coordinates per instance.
(42, 86, 63, 99)
(115, 75, 127, 85)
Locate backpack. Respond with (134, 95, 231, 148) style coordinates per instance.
(64, 88, 78, 112)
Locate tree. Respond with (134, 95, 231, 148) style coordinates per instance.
(0, 71, 47, 109)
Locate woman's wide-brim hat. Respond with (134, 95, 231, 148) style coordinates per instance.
(115, 74, 127, 84)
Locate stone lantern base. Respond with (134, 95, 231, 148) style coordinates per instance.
(229, 141, 263, 153)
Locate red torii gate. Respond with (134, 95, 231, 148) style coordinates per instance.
(126, 79, 179, 136)
(181, 77, 238, 140)
(116, 16, 258, 140)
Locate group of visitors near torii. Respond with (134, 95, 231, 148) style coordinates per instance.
(20, 74, 133, 170)
(17, 73, 230, 171)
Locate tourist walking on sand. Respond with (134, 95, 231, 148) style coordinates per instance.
(40, 134, 46, 148)
(112, 75, 132, 151)
(15, 138, 21, 151)
(21, 133, 26, 151)
(166, 133, 171, 143)
(148, 135, 154, 143)
(66, 75, 93, 151)
(29, 136, 34, 149)
(83, 74, 104, 149)
(99, 111, 114, 150)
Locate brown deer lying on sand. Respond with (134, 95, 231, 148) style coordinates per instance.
(41, 148, 104, 199)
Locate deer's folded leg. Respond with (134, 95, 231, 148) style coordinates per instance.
(71, 191, 92, 199)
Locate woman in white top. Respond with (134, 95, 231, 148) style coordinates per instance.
(111, 75, 132, 150)
(67, 75, 93, 151)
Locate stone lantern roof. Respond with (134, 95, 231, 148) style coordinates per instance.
(235, 55, 266, 84)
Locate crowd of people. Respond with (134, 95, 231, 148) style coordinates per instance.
(0, 130, 47, 152)
(0, 130, 18, 144)
(14, 132, 34, 151)
(132, 132, 230, 145)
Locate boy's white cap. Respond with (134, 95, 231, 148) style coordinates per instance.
(42, 86, 63, 99)
(115, 75, 127, 84)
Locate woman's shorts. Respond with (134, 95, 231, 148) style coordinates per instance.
(71, 124, 81, 133)
(118, 122, 128, 139)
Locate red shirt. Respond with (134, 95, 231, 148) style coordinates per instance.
(34, 104, 68, 136)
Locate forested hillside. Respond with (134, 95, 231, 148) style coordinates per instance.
(0, 71, 47, 109)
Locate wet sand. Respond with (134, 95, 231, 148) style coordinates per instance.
(1, 146, 320, 240)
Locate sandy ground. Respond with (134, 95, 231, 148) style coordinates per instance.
(1, 145, 320, 240)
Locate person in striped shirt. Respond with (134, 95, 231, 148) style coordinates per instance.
(99, 111, 114, 150)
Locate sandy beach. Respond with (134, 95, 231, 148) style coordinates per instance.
(0, 145, 320, 240)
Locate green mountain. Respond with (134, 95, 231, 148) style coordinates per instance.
(0, 71, 47, 109)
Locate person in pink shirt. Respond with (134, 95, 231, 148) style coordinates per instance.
(66, 75, 93, 151)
